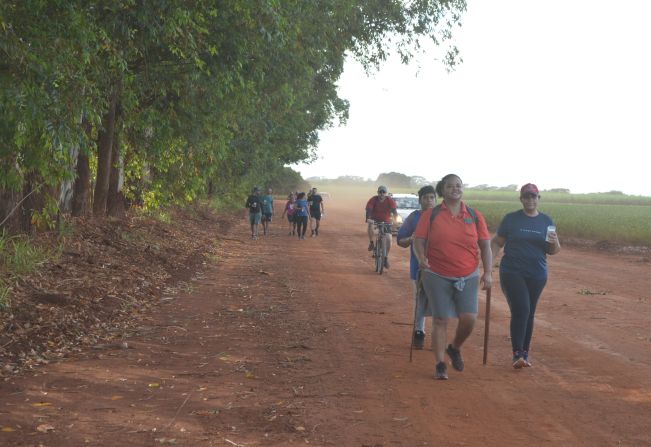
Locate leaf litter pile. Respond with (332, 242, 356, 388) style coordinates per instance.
(0, 205, 229, 378)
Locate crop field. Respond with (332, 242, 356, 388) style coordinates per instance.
(310, 184, 651, 247)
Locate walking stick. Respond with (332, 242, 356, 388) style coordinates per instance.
(482, 287, 492, 365)
(409, 271, 422, 363)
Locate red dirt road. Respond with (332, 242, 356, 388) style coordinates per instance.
(1, 196, 650, 446)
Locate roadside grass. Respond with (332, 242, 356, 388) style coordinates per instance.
(310, 184, 651, 247)
(0, 231, 59, 308)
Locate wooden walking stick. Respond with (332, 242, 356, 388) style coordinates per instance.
(482, 287, 492, 365)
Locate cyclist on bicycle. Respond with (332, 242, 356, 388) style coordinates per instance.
(365, 185, 398, 269)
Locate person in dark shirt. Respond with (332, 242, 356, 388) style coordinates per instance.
(245, 187, 262, 240)
(397, 185, 437, 350)
(491, 183, 561, 369)
(308, 187, 325, 237)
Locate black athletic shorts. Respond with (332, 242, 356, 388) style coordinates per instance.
(310, 209, 321, 220)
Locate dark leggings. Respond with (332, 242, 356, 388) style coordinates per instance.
(500, 271, 547, 352)
(295, 216, 308, 237)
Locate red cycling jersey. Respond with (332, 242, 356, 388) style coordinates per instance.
(366, 196, 397, 223)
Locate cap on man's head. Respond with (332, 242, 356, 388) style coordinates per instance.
(377, 185, 388, 193)
(520, 183, 539, 195)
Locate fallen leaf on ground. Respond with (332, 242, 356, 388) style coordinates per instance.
(110, 395, 123, 400)
(36, 423, 55, 433)
(148, 383, 160, 388)
(1, 427, 16, 432)
(32, 402, 53, 407)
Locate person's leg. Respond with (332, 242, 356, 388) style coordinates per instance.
(522, 277, 547, 352)
(384, 231, 392, 256)
(301, 216, 308, 238)
(452, 313, 476, 349)
(420, 271, 454, 364)
(314, 217, 320, 235)
(296, 217, 303, 238)
(500, 272, 530, 353)
(367, 222, 375, 250)
(432, 317, 448, 362)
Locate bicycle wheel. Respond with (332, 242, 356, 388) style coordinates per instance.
(374, 238, 382, 272)
(378, 236, 386, 275)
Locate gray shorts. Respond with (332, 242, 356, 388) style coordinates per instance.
(249, 212, 261, 225)
(418, 269, 479, 318)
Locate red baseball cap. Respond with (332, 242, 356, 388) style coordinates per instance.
(520, 183, 539, 195)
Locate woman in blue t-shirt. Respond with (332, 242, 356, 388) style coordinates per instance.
(491, 183, 561, 369)
(293, 192, 310, 240)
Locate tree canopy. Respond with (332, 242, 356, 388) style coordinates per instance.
(0, 0, 466, 231)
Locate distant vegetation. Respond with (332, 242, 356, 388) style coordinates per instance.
(307, 176, 651, 247)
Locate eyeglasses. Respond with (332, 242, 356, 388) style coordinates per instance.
(522, 193, 539, 199)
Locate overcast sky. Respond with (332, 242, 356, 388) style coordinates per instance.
(292, 0, 651, 196)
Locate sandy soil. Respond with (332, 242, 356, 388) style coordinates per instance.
(1, 195, 650, 446)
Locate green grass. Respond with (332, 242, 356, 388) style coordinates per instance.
(0, 231, 60, 307)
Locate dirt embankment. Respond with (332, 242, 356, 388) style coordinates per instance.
(1, 197, 650, 446)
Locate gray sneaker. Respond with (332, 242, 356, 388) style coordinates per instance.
(435, 361, 448, 380)
(446, 344, 464, 371)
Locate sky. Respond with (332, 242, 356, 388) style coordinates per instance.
(292, 0, 651, 196)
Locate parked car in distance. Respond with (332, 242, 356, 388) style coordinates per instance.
(391, 193, 419, 234)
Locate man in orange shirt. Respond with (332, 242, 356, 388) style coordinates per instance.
(413, 174, 492, 380)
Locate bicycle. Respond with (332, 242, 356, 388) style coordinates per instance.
(372, 221, 392, 274)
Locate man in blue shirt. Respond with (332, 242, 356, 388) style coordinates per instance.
(397, 185, 436, 349)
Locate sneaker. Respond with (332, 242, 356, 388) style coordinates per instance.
(383, 258, 390, 269)
(446, 344, 464, 371)
(512, 351, 526, 369)
(412, 330, 425, 350)
(315, 229, 319, 236)
(368, 241, 375, 251)
(523, 351, 533, 367)
(435, 361, 448, 380)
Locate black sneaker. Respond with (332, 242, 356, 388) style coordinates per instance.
(413, 330, 425, 350)
(435, 361, 448, 380)
(446, 344, 464, 371)
(383, 258, 390, 269)
(368, 241, 374, 251)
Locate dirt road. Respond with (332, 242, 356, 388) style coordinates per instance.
(1, 195, 650, 446)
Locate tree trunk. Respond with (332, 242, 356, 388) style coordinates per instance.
(0, 188, 20, 233)
(71, 149, 91, 217)
(20, 172, 39, 233)
(107, 130, 125, 218)
(93, 88, 119, 217)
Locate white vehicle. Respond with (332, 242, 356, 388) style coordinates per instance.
(391, 193, 419, 233)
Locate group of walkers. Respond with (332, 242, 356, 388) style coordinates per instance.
(247, 176, 561, 380)
(382, 174, 561, 379)
(245, 186, 325, 241)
